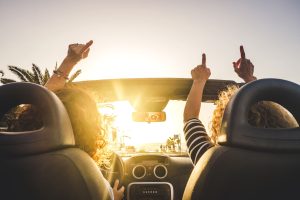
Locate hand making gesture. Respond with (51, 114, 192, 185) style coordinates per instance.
(67, 40, 93, 64)
(233, 45, 257, 83)
(191, 54, 211, 82)
(184, 53, 211, 122)
(45, 40, 93, 91)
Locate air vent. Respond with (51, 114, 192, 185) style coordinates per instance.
(153, 164, 167, 179)
(132, 165, 146, 179)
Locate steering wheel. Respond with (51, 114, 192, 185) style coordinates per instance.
(100, 151, 125, 186)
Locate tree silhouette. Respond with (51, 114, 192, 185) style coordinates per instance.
(166, 135, 181, 152)
(0, 64, 81, 85)
(0, 64, 50, 85)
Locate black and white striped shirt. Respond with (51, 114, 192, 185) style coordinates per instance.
(184, 118, 214, 165)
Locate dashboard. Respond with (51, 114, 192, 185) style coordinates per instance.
(122, 154, 193, 200)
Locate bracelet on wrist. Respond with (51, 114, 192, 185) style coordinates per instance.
(53, 70, 69, 80)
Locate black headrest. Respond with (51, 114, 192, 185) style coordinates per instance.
(0, 82, 75, 156)
(219, 78, 300, 151)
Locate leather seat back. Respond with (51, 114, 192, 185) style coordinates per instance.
(183, 79, 300, 200)
(0, 83, 111, 200)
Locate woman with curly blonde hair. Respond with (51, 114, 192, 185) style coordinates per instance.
(183, 46, 298, 165)
(54, 87, 111, 168)
(46, 40, 124, 200)
(8, 40, 124, 200)
(209, 85, 298, 145)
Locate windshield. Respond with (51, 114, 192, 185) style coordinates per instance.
(99, 100, 215, 156)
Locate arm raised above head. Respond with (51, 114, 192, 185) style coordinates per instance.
(184, 53, 211, 122)
(45, 40, 93, 91)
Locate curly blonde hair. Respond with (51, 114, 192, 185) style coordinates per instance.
(55, 87, 112, 168)
(7, 87, 111, 169)
(209, 85, 298, 144)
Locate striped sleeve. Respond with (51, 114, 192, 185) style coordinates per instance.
(184, 118, 214, 165)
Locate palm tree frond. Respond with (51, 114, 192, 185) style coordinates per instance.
(43, 68, 51, 85)
(2, 64, 52, 85)
(68, 69, 81, 83)
(0, 78, 16, 84)
(8, 66, 34, 82)
(8, 66, 28, 82)
(32, 64, 43, 84)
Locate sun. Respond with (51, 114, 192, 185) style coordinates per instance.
(98, 100, 169, 148)
(97, 99, 215, 154)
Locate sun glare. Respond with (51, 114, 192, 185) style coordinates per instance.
(98, 99, 215, 153)
(98, 100, 183, 151)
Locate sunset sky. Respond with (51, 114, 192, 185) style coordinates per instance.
(1, 0, 300, 83)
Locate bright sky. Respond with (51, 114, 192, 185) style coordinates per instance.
(1, 0, 300, 83)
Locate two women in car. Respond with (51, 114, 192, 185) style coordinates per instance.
(39, 41, 297, 199)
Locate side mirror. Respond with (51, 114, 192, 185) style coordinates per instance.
(132, 111, 166, 122)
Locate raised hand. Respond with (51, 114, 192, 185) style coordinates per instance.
(67, 40, 93, 63)
(191, 53, 211, 82)
(184, 53, 211, 122)
(233, 45, 256, 83)
(45, 40, 93, 91)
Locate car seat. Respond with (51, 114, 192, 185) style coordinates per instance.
(0, 82, 111, 200)
(183, 78, 300, 200)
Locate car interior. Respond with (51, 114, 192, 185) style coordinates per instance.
(0, 83, 111, 200)
(1, 78, 300, 200)
(182, 78, 300, 200)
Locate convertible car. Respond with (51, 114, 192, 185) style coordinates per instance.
(1, 78, 300, 200)
(73, 78, 239, 199)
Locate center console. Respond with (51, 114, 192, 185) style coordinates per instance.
(127, 182, 173, 200)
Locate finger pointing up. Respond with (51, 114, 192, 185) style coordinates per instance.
(202, 53, 206, 66)
(240, 45, 246, 59)
(80, 40, 93, 53)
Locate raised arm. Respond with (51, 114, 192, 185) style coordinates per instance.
(45, 40, 93, 91)
(233, 45, 257, 83)
(183, 54, 211, 122)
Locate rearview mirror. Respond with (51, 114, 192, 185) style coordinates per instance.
(132, 111, 166, 122)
